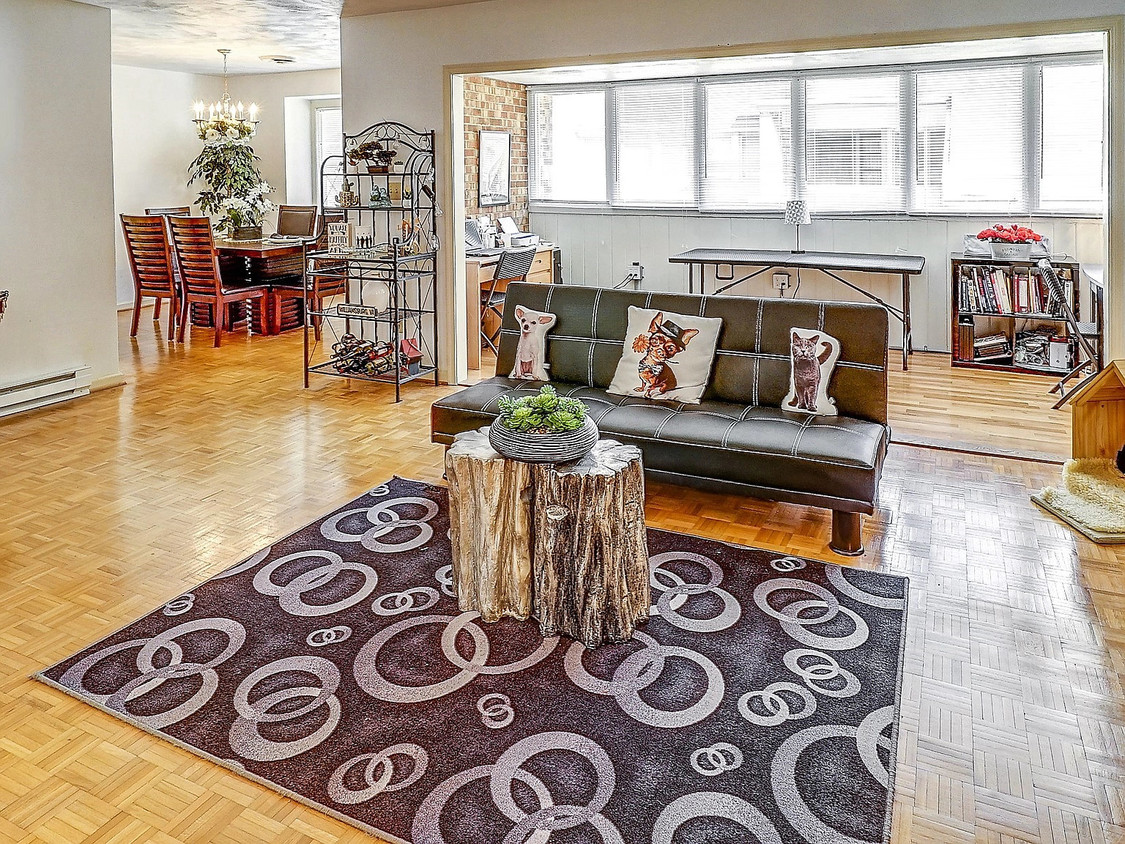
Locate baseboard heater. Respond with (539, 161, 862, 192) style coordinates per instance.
(0, 365, 92, 418)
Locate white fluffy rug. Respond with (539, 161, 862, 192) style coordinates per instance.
(1034, 459, 1125, 540)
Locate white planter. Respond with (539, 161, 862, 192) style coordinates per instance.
(488, 416, 599, 464)
(989, 241, 1032, 261)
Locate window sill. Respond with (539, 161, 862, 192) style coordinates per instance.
(529, 203, 1104, 222)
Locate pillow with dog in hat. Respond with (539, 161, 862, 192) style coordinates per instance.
(607, 307, 723, 404)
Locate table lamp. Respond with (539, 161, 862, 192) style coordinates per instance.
(785, 200, 811, 254)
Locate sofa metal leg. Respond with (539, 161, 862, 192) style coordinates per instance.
(829, 511, 864, 556)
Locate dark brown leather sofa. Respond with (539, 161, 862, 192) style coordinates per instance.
(431, 282, 890, 555)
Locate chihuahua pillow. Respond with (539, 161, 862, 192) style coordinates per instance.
(608, 307, 722, 404)
(783, 327, 841, 416)
(509, 305, 557, 381)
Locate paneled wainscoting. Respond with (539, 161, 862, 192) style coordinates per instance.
(530, 211, 1104, 356)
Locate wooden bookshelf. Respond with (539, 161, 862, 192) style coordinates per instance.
(950, 253, 1083, 376)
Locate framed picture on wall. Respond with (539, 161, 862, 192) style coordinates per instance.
(478, 130, 511, 207)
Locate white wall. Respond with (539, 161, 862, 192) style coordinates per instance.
(112, 65, 220, 306)
(229, 69, 341, 205)
(0, 0, 119, 388)
(285, 96, 341, 206)
(532, 212, 1104, 352)
(341, 0, 1125, 380)
(110, 66, 340, 306)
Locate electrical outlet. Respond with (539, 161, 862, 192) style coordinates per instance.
(773, 272, 790, 290)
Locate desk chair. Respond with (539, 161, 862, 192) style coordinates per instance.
(169, 216, 267, 347)
(262, 205, 319, 283)
(276, 205, 318, 237)
(1038, 258, 1101, 408)
(121, 214, 179, 340)
(481, 247, 537, 354)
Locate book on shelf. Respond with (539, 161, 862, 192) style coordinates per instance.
(957, 263, 1073, 318)
(973, 331, 1011, 361)
(955, 316, 975, 362)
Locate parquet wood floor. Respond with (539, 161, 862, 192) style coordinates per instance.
(0, 313, 1121, 843)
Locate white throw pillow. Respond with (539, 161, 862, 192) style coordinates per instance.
(508, 305, 556, 381)
(783, 327, 841, 416)
(607, 307, 723, 404)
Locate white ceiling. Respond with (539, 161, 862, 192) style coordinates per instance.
(74, 0, 345, 74)
(73, 0, 495, 75)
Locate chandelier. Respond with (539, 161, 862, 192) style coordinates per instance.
(192, 49, 259, 139)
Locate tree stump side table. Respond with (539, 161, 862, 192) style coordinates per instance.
(531, 439, 649, 648)
(445, 428, 533, 622)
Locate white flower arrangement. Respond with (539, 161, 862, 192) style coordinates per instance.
(189, 122, 272, 235)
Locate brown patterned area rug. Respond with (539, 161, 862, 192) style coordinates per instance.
(37, 476, 908, 844)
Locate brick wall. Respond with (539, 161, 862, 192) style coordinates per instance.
(464, 75, 528, 231)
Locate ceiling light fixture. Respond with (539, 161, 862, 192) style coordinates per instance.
(192, 48, 260, 139)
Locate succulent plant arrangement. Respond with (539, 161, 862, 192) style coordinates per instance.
(496, 386, 587, 433)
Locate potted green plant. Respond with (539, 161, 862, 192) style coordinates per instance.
(348, 141, 398, 174)
(488, 385, 599, 463)
(188, 118, 275, 240)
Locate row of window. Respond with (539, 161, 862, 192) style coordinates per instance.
(528, 58, 1104, 216)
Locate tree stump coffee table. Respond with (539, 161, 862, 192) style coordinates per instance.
(445, 430, 534, 622)
(445, 428, 650, 647)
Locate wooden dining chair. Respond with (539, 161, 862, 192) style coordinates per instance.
(307, 213, 348, 341)
(276, 205, 318, 237)
(168, 216, 268, 347)
(144, 207, 192, 323)
(481, 247, 537, 354)
(259, 205, 319, 292)
(120, 214, 179, 341)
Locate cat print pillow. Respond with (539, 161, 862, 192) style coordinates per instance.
(784, 327, 841, 416)
(607, 307, 723, 404)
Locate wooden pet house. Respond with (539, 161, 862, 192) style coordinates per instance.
(1069, 361, 1125, 459)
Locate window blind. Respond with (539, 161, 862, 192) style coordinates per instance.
(529, 90, 607, 203)
(804, 75, 904, 212)
(701, 78, 794, 211)
(316, 107, 342, 163)
(1040, 62, 1104, 212)
(913, 65, 1025, 213)
(527, 51, 1104, 215)
(614, 82, 695, 207)
(315, 107, 343, 205)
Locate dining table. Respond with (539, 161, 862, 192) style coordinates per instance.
(190, 237, 314, 335)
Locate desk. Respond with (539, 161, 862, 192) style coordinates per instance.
(466, 245, 560, 370)
(669, 248, 926, 371)
(200, 239, 310, 335)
